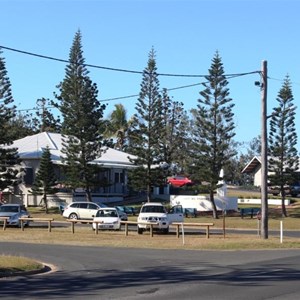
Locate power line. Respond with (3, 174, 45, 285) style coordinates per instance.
(16, 106, 55, 112)
(16, 83, 204, 110)
(2, 45, 262, 110)
(16, 73, 261, 109)
(100, 82, 205, 103)
(99, 71, 261, 103)
(268, 76, 300, 86)
(0, 45, 143, 75)
(0, 45, 260, 78)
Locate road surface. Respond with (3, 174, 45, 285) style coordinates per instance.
(1, 242, 300, 299)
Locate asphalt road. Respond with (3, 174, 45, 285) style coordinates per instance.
(1, 242, 300, 300)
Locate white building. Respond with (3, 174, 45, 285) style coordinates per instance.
(241, 156, 262, 187)
(242, 155, 300, 187)
(4, 132, 137, 207)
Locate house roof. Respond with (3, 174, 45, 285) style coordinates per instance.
(6, 132, 137, 169)
(241, 156, 262, 174)
(242, 155, 300, 174)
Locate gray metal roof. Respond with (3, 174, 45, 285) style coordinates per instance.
(6, 132, 137, 169)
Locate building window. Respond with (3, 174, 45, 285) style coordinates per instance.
(114, 172, 124, 183)
(23, 167, 34, 185)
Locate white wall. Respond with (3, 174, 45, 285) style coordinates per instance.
(170, 195, 238, 211)
(254, 168, 262, 187)
(238, 198, 290, 205)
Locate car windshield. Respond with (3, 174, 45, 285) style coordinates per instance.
(0, 206, 19, 213)
(97, 210, 117, 217)
(141, 205, 166, 213)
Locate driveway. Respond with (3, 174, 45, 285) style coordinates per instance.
(1, 242, 300, 299)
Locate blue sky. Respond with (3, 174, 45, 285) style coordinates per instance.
(1, 0, 300, 153)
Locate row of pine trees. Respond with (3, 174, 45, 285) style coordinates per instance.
(0, 30, 298, 217)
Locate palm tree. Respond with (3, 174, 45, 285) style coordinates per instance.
(104, 104, 129, 150)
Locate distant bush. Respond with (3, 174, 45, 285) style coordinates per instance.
(238, 185, 261, 191)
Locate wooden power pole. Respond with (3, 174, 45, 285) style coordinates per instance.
(261, 60, 268, 239)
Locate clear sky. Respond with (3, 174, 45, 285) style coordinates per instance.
(1, 0, 300, 153)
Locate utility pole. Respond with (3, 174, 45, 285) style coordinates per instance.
(261, 60, 268, 239)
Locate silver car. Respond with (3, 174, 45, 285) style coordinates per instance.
(0, 204, 30, 227)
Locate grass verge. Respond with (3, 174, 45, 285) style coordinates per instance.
(1, 225, 300, 250)
(0, 255, 43, 277)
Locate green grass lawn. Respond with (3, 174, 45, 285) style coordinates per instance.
(0, 255, 43, 277)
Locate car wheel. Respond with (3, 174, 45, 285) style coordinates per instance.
(69, 213, 78, 220)
(137, 227, 143, 234)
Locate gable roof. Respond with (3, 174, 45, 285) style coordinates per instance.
(241, 156, 262, 174)
(242, 155, 300, 174)
(6, 132, 137, 169)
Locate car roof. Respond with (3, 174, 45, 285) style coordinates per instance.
(71, 201, 94, 203)
(142, 202, 163, 206)
(70, 201, 99, 205)
(99, 207, 117, 211)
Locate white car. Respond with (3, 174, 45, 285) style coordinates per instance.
(92, 207, 121, 230)
(62, 201, 107, 220)
(137, 202, 184, 234)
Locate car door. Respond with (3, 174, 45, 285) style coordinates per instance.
(87, 203, 99, 219)
(167, 205, 184, 223)
(77, 203, 88, 219)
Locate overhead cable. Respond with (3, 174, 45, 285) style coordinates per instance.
(0, 45, 259, 78)
(268, 76, 300, 86)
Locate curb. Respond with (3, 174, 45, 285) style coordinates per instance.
(0, 263, 54, 278)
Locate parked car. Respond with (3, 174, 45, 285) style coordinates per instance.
(92, 207, 121, 230)
(268, 183, 300, 197)
(123, 206, 138, 216)
(116, 205, 137, 216)
(290, 183, 300, 197)
(137, 202, 184, 234)
(114, 206, 128, 221)
(0, 204, 30, 227)
(167, 176, 193, 187)
(62, 201, 107, 220)
(267, 185, 282, 196)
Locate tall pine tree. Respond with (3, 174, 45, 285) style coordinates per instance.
(193, 51, 236, 219)
(30, 146, 57, 213)
(268, 75, 298, 217)
(55, 31, 106, 201)
(127, 48, 165, 201)
(0, 50, 20, 191)
(161, 89, 184, 173)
